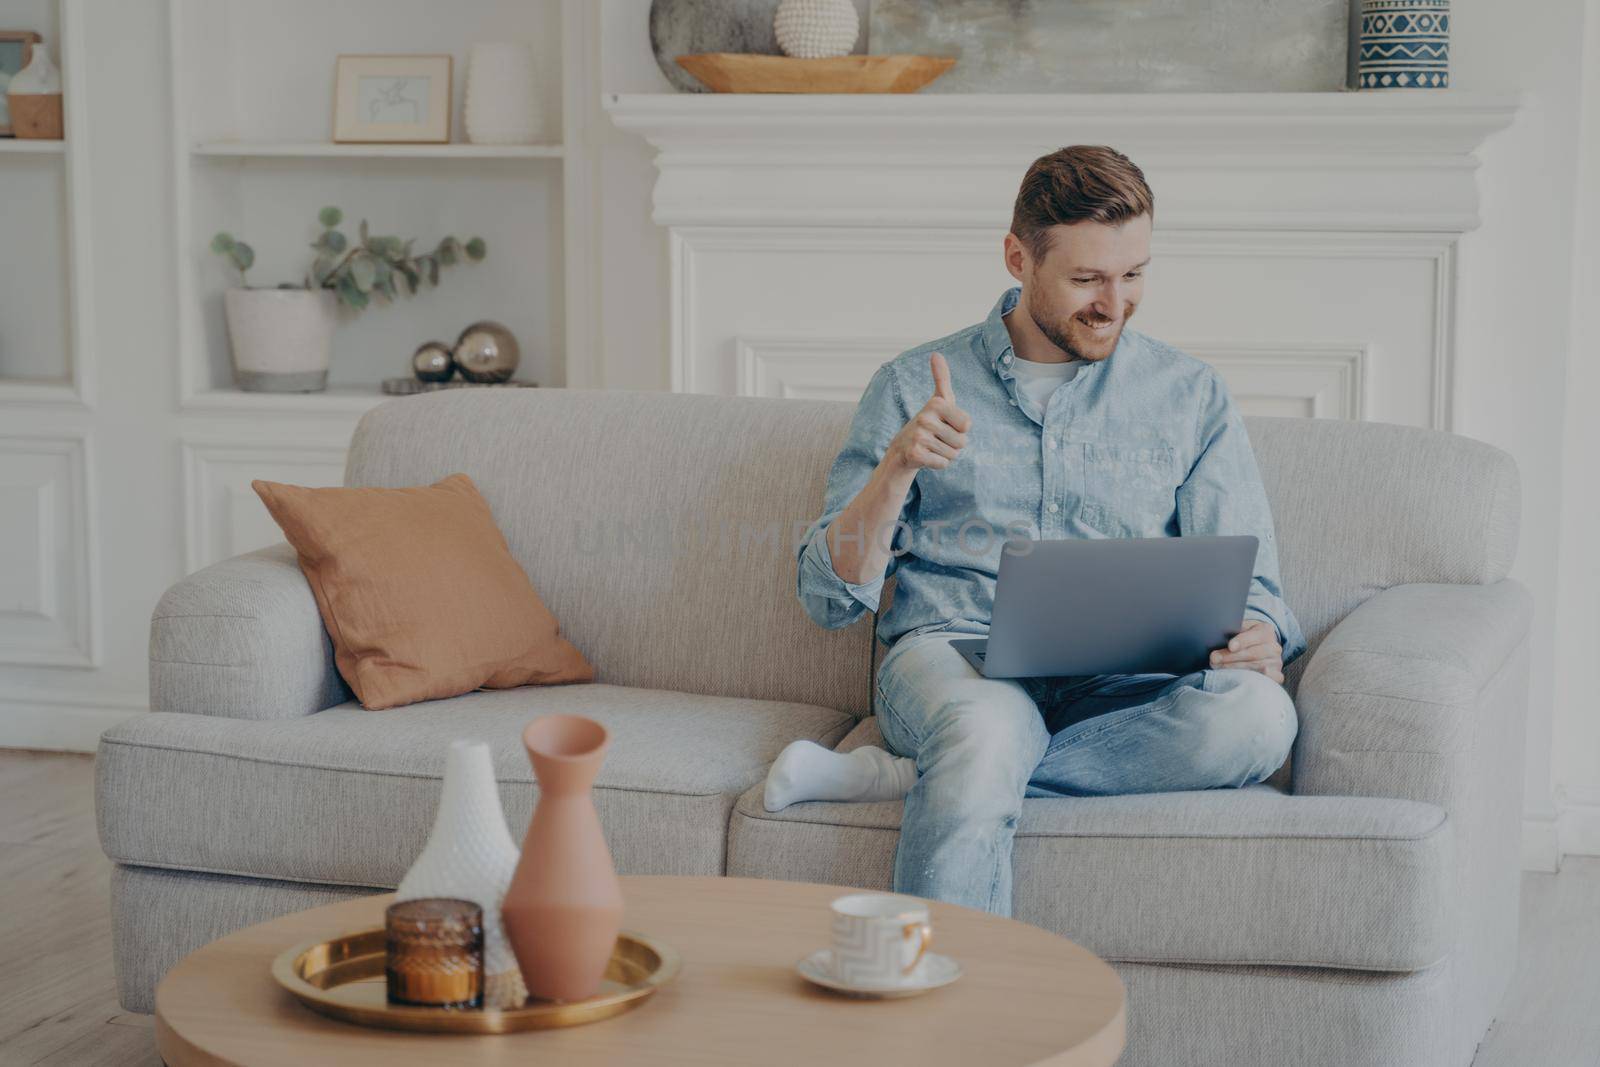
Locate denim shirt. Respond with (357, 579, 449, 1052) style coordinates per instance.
(796, 287, 1308, 666)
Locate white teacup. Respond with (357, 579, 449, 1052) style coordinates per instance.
(829, 893, 934, 987)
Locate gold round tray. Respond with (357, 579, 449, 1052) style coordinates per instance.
(271, 928, 680, 1034)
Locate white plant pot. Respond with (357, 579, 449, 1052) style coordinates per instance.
(395, 740, 528, 1009)
(222, 287, 337, 393)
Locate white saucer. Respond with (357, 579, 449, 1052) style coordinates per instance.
(796, 948, 963, 999)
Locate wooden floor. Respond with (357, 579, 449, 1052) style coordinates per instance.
(1, 750, 1596, 1066)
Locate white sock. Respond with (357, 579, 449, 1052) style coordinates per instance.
(763, 741, 918, 813)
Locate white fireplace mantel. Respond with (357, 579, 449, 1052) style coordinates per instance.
(607, 92, 1521, 428)
(606, 92, 1521, 233)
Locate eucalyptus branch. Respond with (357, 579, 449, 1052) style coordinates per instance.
(212, 205, 487, 313)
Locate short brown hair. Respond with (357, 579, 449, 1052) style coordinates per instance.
(1010, 145, 1154, 261)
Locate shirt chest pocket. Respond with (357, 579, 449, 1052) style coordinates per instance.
(1080, 439, 1182, 537)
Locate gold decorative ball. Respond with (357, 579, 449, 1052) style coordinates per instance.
(411, 341, 455, 382)
(453, 321, 520, 384)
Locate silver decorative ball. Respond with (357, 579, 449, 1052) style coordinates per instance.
(453, 321, 520, 384)
(411, 341, 455, 382)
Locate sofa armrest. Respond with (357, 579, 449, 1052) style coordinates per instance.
(149, 543, 350, 720)
(1293, 580, 1533, 807)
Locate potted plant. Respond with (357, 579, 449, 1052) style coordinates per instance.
(212, 207, 487, 393)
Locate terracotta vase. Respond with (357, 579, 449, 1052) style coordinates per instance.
(502, 714, 623, 1002)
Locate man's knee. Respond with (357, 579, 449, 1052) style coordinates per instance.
(880, 659, 1043, 753)
(931, 690, 1043, 755)
(906, 693, 1047, 806)
(1190, 670, 1298, 780)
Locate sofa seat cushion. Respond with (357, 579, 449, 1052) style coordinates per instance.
(98, 683, 853, 887)
(727, 719, 1453, 973)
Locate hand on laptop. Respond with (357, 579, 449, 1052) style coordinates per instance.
(884, 352, 971, 473)
(1209, 619, 1284, 685)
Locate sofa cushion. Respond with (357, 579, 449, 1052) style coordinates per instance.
(98, 684, 853, 888)
(727, 719, 1454, 973)
(252, 473, 593, 710)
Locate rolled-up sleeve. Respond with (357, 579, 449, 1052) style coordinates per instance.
(796, 364, 915, 630)
(1176, 371, 1308, 665)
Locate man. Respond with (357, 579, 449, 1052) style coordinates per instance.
(767, 145, 1307, 918)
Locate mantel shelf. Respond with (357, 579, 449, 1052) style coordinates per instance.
(191, 141, 565, 160)
(607, 90, 1522, 155)
(606, 90, 1524, 233)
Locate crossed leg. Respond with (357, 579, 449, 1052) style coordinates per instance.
(768, 626, 1299, 915)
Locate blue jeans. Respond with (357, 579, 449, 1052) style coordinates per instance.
(873, 623, 1299, 916)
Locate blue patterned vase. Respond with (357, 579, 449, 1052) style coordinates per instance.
(1359, 0, 1450, 89)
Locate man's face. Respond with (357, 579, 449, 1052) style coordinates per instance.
(1007, 215, 1152, 362)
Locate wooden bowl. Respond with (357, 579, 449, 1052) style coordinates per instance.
(675, 54, 955, 94)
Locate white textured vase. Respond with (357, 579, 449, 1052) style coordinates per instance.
(222, 288, 336, 393)
(396, 740, 528, 1008)
(464, 43, 543, 145)
(774, 0, 860, 59)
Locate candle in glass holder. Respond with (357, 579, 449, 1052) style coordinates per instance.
(385, 898, 484, 1009)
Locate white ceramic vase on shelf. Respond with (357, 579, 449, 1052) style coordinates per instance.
(464, 43, 543, 145)
(395, 739, 527, 1008)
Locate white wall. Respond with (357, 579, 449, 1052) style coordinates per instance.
(595, 0, 673, 390)
(1552, 0, 1600, 858)
(1448, 0, 1593, 869)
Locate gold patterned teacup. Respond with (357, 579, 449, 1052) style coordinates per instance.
(828, 893, 933, 987)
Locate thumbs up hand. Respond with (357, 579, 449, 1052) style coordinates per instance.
(885, 352, 972, 474)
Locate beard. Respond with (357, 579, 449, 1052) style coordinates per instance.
(1028, 290, 1136, 362)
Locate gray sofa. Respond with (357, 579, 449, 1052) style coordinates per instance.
(96, 388, 1531, 1066)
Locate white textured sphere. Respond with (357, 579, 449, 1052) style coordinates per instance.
(774, 0, 860, 59)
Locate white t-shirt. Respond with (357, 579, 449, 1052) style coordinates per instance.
(1011, 355, 1087, 422)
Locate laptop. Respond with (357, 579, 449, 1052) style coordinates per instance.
(951, 535, 1259, 679)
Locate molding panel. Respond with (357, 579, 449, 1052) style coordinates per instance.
(683, 228, 1440, 427)
(0, 432, 98, 667)
(1156, 231, 1453, 429)
(737, 335, 922, 400)
(182, 437, 349, 573)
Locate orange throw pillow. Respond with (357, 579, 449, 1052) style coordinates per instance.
(253, 473, 594, 710)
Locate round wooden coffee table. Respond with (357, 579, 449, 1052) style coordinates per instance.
(156, 875, 1126, 1066)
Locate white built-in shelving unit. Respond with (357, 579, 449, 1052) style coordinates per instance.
(0, 0, 101, 697)
(0, 0, 93, 407)
(168, 0, 596, 415)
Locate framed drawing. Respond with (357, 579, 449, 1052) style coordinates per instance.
(333, 54, 452, 144)
(0, 31, 42, 136)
